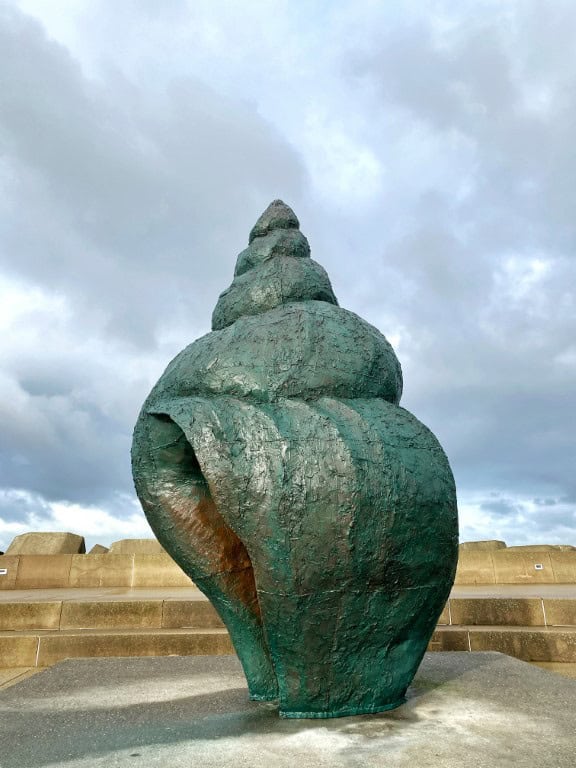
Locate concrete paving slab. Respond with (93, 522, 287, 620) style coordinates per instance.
(0, 652, 574, 768)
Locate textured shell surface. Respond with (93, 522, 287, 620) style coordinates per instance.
(131, 199, 459, 719)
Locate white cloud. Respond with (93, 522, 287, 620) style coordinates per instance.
(0, 488, 152, 551)
(459, 491, 576, 546)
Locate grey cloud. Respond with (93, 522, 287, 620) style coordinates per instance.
(0, 5, 305, 346)
(0, 4, 305, 512)
(0, 388, 131, 503)
(409, 385, 576, 508)
(530, 505, 576, 532)
(533, 499, 558, 507)
(480, 499, 521, 518)
(340, 3, 576, 536)
(0, 490, 51, 523)
(353, 3, 576, 254)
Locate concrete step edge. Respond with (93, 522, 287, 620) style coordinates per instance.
(0, 627, 230, 638)
(435, 625, 576, 633)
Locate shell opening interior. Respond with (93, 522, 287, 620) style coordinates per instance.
(150, 413, 258, 606)
(151, 413, 208, 488)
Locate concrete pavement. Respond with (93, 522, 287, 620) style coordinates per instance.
(1, 653, 575, 768)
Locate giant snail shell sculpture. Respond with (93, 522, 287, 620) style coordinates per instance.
(132, 200, 458, 719)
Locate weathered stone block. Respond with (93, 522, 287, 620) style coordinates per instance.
(87, 544, 109, 554)
(0, 668, 43, 689)
(15, 556, 73, 589)
(450, 597, 544, 626)
(109, 539, 165, 555)
(492, 551, 554, 583)
(162, 600, 224, 628)
(6, 532, 85, 555)
(459, 540, 506, 551)
(0, 635, 38, 666)
(549, 552, 576, 583)
(0, 602, 62, 631)
(68, 554, 133, 588)
(437, 603, 450, 625)
(0, 556, 20, 590)
(454, 551, 495, 584)
(60, 600, 163, 630)
(36, 630, 233, 666)
(508, 544, 576, 551)
(131, 554, 193, 587)
(428, 628, 469, 651)
(543, 599, 576, 627)
(469, 628, 576, 662)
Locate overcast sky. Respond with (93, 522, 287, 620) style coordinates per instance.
(1, 0, 575, 551)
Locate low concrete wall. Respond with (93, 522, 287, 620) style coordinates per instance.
(0, 554, 194, 590)
(1, 548, 576, 589)
(108, 539, 165, 555)
(454, 549, 576, 585)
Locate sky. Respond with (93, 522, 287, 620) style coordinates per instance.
(0, 0, 575, 551)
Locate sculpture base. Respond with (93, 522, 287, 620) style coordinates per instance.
(249, 692, 278, 702)
(279, 697, 406, 719)
(1, 653, 575, 767)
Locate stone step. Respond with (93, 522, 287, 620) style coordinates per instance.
(2, 594, 576, 630)
(430, 625, 576, 662)
(0, 598, 224, 631)
(0, 628, 233, 667)
(2, 623, 576, 670)
(440, 596, 576, 626)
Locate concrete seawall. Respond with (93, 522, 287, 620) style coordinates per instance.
(2, 548, 576, 590)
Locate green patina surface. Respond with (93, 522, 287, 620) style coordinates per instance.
(131, 200, 459, 718)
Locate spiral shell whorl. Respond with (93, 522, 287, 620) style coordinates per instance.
(212, 200, 338, 331)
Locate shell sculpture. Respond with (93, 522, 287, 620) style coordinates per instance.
(131, 200, 458, 718)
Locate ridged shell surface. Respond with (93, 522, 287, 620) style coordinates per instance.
(132, 200, 458, 718)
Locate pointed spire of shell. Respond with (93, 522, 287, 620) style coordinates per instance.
(235, 200, 309, 277)
(249, 199, 300, 243)
(211, 200, 338, 331)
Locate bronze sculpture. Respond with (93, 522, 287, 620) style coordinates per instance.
(131, 200, 458, 718)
